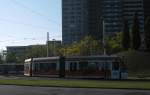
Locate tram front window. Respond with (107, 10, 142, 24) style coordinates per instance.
(24, 63, 30, 72)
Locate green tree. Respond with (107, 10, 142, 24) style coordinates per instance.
(25, 44, 61, 58)
(131, 13, 141, 50)
(25, 45, 47, 58)
(0, 55, 3, 64)
(106, 32, 123, 54)
(59, 36, 103, 57)
(6, 52, 17, 63)
(79, 36, 103, 55)
(144, 17, 150, 52)
(47, 41, 62, 56)
(122, 19, 130, 50)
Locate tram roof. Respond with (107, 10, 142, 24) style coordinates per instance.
(25, 56, 60, 62)
(32, 56, 60, 61)
(25, 55, 120, 62)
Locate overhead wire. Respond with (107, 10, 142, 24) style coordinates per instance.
(10, 0, 61, 26)
(0, 17, 51, 31)
(8, 0, 62, 36)
(0, 0, 62, 46)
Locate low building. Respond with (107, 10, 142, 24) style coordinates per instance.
(6, 40, 62, 63)
(7, 46, 28, 57)
(46, 40, 62, 56)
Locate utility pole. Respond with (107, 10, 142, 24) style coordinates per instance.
(47, 32, 50, 57)
(52, 39, 56, 56)
(103, 20, 106, 55)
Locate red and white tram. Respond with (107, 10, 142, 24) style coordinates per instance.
(24, 56, 128, 79)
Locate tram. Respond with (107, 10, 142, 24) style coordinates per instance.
(24, 57, 63, 77)
(24, 55, 128, 79)
(0, 64, 24, 75)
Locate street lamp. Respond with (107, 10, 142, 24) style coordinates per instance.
(47, 32, 50, 57)
(102, 19, 107, 55)
(52, 39, 56, 56)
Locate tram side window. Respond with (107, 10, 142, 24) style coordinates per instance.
(105, 62, 111, 70)
(112, 62, 119, 70)
(44, 63, 50, 72)
(87, 62, 99, 71)
(70, 62, 77, 71)
(34, 63, 40, 72)
(100, 63, 105, 71)
(79, 61, 88, 70)
(50, 63, 57, 70)
(39, 63, 57, 71)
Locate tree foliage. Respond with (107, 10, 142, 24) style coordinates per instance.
(122, 19, 130, 50)
(25, 45, 47, 58)
(106, 32, 123, 54)
(59, 36, 103, 57)
(131, 13, 141, 50)
(25, 43, 61, 58)
(144, 16, 150, 52)
(0, 55, 3, 64)
(6, 52, 17, 63)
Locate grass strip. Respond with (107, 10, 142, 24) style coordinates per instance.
(0, 79, 149, 90)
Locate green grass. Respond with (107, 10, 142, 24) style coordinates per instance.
(0, 79, 150, 90)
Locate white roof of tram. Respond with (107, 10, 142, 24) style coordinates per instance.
(25, 55, 121, 63)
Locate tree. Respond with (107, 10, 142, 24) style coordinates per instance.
(144, 17, 150, 52)
(25, 45, 47, 58)
(59, 36, 103, 57)
(79, 36, 103, 55)
(122, 18, 130, 50)
(106, 32, 123, 54)
(131, 13, 141, 50)
(25, 44, 61, 58)
(0, 55, 3, 64)
(6, 52, 17, 63)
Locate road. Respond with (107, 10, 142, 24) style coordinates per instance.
(0, 85, 149, 95)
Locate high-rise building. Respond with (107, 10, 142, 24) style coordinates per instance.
(87, 0, 103, 39)
(62, 0, 104, 45)
(62, 0, 88, 45)
(102, 0, 123, 36)
(123, 0, 144, 32)
(143, 0, 150, 19)
(62, 0, 145, 45)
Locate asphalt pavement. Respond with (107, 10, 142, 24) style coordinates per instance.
(0, 85, 149, 95)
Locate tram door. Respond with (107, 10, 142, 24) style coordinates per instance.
(111, 62, 120, 79)
(59, 57, 65, 78)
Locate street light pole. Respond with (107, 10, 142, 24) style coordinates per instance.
(103, 20, 106, 55)
(47, 32, 49, 57)
(52, 39, 56, 56)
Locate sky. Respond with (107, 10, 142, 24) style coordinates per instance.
(0, 0, 61, 50)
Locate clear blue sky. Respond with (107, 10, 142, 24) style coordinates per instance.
(0, 0, 61, 50)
